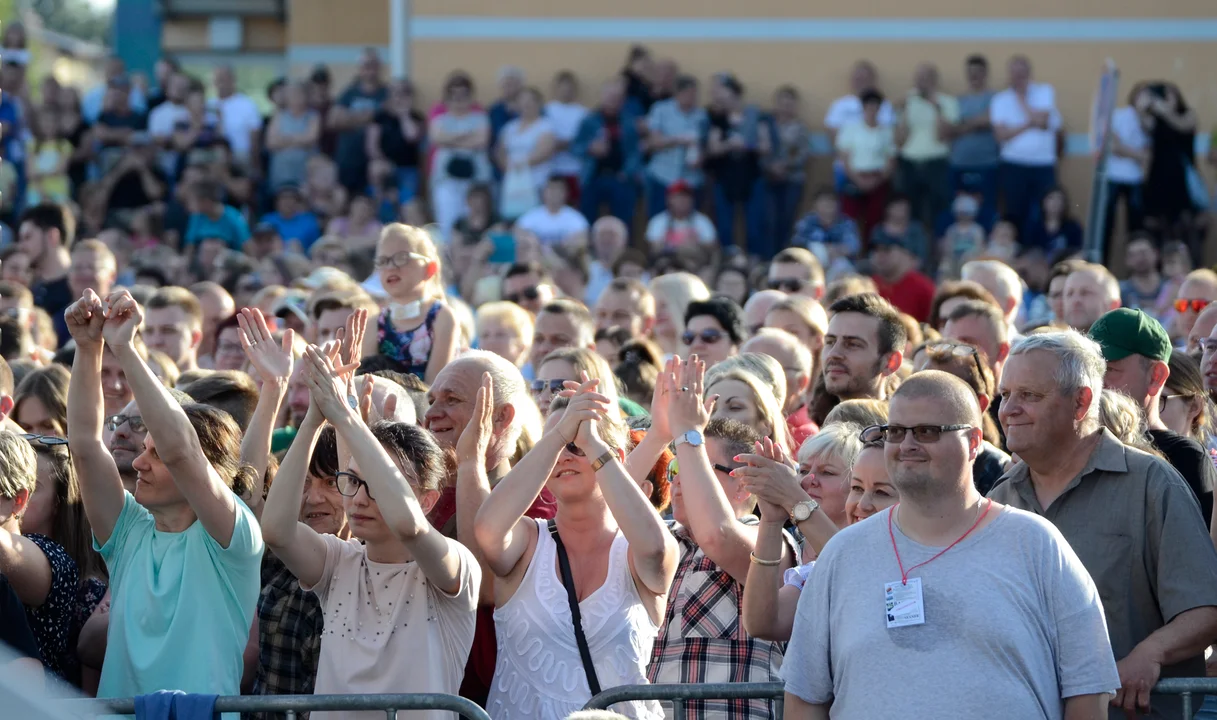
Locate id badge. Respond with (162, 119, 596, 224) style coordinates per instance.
(884, 577, 926, 628)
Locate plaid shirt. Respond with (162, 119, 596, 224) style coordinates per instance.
(246, 552, 323, 720)
(646, 518, 795, 719)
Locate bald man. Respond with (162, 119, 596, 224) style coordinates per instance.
(743, 290, 787, 338)
(1187, 304, 1217, 358)
(1173, 269, 1217, 345)
(1062, 264, 1120, 333)
(782, 370, 1118, 720)
(741, 328, 817, 445)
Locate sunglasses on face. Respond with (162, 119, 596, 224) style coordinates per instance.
(769, 278, 806, 293)
(506, 286, 541, 305)
(668, 457, 736, 478)
(531, 379, 568, 395)
(864, 424, 973, 444)
(565, 442, 585, 457)
(374, 251, 429, 269)
(682, 328, 725, 346)
(22, 433, 69, 447)
(1175, 298, 1212, 314)
(336, 470, 374, 500)
(105, 414, 147, 434)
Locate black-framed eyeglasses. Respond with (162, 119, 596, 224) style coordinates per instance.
(668, 457, 736, 477)
(336, 470, 373, 500)
(105, 414, 147, 434)
(870, 424, 973, 444)
(506, 286, 541, 305)
(769, 278, 806, 293)
(928, 342, 984, 380)
(682, 328, 724, 346)
(22, 433, 69, 447)
(1159, 393, 1190, 414)
(531, 379, 568, 395)
(374, 251, 429, 269)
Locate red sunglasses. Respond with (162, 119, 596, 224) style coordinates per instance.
(1175, 298, 1212, 314)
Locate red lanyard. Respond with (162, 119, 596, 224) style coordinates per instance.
(888, 498, 993, 585)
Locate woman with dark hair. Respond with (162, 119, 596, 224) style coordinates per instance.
(1161, 351, 1217, 462)
(1024, 186, 1083, 255)
(65, 288, 264, 701)
(13, 364, 69, 437)
(261, 343, 478, 709)
(1137, 82, 1201, 251)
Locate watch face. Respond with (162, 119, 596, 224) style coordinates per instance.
(793, 503, 811, 521)
(686, 430, 704, 447)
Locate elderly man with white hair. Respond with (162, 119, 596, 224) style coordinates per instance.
(422, 349, 554, 706)
(991, 330, 1217, 719)
(742, 328, 817, 444)
(1062, 263, 1121, 333)
(962, 259, 1023, 341)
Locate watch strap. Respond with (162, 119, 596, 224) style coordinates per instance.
(590, 450, 615, 472)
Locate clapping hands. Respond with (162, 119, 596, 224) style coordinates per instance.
(657, 355, 717, 439)
(236, 307, 294, 388)
(301, 342, 361, 424)
(555, 373, 614, 452)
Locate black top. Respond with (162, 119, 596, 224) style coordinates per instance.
(32, 277, 73, 348)
(1148, 429, 1215, 524)
(705, 109, 760, 202)
(0, 573, 39, 661)
(972, 447, 1008, 496)
(372, 109, 425, 169)
(593, 112, 626, 176)
(23, 533, 79, 680)
(109, 163, 169, 211)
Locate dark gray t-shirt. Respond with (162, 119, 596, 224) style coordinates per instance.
(951, 90, 999, 168)
(783, 506, 1119, 719)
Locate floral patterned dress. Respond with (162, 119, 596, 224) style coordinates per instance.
(376, 301, 442, 379)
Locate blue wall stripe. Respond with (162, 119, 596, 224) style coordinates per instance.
(410, 17, 1217, 42)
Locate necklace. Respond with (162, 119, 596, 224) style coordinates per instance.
(888, 498, 993, 586)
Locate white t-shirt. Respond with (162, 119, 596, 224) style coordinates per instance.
(783, 506, 1120, 719)
(836, 121, 896, 173)
(824, 94, 896, 131)
(212, 93, 263, 161)
(303, 534, 480, 720)
(147, 102, 189, 138)
(645, 211, 717, 249)
(545, 100, 589, 177)
(515, 205, 589, 247)
(1106, 105, 1149, 184)
(990, 83, 1061, 166)
(500, 116, 556, 189)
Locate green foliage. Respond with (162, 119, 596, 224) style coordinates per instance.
(26, 0, 111, 45)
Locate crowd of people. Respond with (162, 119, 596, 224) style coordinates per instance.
(2, 25, 1217, 720)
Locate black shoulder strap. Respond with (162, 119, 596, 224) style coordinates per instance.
(548, 519, 602, 696)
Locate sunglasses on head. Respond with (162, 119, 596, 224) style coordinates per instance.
(927, 342, 984, 377)
(1176, 298, 1212, 314)
(531, 379, 568, 395)
(668, 457, 736, 477)
(682, 328, 725, 346)
(769, 278, 806, 293)
(506, 286, 541, 305)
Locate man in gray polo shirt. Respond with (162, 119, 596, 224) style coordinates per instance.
(991, 330, 1217, 719)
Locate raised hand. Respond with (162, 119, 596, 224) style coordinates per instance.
(336, 308, 367, 389)
(556, 374, 613, 446)
(648, 355, 679, 441)
(237, 307, 295, 388)
(301, 343, 361, 423)
(64, 289, 106, 350)
(456, 372, 494, 464)
(101, 289, 143, 351)
(668, 355, 716, 438)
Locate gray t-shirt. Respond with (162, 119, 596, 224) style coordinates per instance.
(951, 90, 999, 168)
(783, 506, 1118, 720)
(645, 98, 707, 187)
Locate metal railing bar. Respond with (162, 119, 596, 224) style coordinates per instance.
(57, 693, 491, 720)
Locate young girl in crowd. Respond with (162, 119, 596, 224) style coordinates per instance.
(261, 343, 478, 720)
(363, 223, 459, 383)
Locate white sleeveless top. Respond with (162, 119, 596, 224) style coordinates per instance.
(486, 518, 663, 720)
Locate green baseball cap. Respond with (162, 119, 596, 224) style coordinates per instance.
(1088, 308, 1172, 363)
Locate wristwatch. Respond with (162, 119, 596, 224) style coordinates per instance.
(790, 498, 820, 523)
(673, 430, 704, 448)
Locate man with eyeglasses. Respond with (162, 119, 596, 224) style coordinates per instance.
(1172, 269, 1217, 348)
(783, 370, 1119, 720)
(991, 330, 1217, 720)
(1185, 303, 1217, 358)
(1090, 308, 1215, 524)
(768, 247, 825, 301)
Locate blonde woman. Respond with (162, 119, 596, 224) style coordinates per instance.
(649, 272, 710, 359)
(533, 347, 620, 418)
(476, 301, 535, 369)
(707, 353, 788, 424)
(1098, 390, 1162, 458)
(704, 366, 796, 454)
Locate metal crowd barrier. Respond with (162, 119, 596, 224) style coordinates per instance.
(57, 693, 492, 719)
(583, 681, 785, 719)
(582, 679, 1217, 720)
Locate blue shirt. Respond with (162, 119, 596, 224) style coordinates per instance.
(0, 97, 24, 164)
(261, 211, 322, 252)
(791, 212, 861, 258)
(95, 491, 263, 705)
(185, 206, 251, 249)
